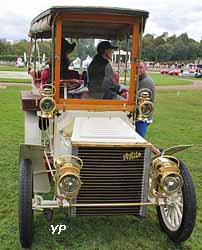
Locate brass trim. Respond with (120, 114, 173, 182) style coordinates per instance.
(137, 88, 153, 121)
(72, 142, 152, 148)
(150, 155, 183, 198)
(33, 202, 158, 209)
(55, 155, 83, 199)
(72, 202, 158, 207)
(39, 84, 56, 97)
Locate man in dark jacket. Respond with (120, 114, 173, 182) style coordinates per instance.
(88, 41, 121, 99)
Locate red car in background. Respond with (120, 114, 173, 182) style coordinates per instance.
(160, 69, 180, 76)
(160, 69, 169, 74)
(168, 69, 180, 76)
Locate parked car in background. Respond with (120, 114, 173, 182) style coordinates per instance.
(160, 69, 169, 74)
(160, 69, 180, 76)
(168, 69, 180, 76)
(182, 71, 196, 77)
(195, 72, 202, 78)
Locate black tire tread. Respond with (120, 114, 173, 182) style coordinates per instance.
(19, 159, 33, 248)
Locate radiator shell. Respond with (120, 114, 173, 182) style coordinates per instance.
(73, 146, 151, 216)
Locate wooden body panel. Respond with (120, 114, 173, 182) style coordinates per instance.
(21, 91, 40, 111)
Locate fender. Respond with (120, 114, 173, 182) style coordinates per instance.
(161, 145, 192, 156)
(19, 144, 50, 193)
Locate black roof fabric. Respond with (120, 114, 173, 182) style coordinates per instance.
(31, 6, 149, 25)
(29, 6, 149, 39)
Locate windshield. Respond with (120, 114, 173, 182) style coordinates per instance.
(59, 23, 133, 101)
(29, 17, 141, 111)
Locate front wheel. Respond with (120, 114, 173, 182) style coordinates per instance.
(157, 160, 196, 243)
(19, 159, 33, 248)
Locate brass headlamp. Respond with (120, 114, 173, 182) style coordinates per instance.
(150, 156, 183, 197)
(137, 88, 153, 121)
(39, 97, 56, 118)
(55, 155, 83, 200)
(39, 84, 56, 118)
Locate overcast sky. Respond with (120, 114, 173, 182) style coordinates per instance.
(1, 0, 202, 42)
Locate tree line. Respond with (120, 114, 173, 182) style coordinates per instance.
(0, 39, 52, 62)
(142, 32, 202, 62)
(0, 32, 202, 63)
(0, 39, 96, 62)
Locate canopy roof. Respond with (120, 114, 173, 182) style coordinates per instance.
(29, 6, 149, 39)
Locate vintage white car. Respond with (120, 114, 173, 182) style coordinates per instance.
(19, 6, 196, 249)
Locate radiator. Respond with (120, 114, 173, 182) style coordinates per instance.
(74, 146, 150, 216)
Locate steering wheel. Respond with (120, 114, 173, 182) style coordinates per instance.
(60, 79, 81, 91)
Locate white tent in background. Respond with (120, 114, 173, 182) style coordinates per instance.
(72, 57, 81, 69)
(82, 55, 92, 69)
(24, 52, 27, 65)
(42, 53, 46, 66)
(112, 50, 131, 63)
(16, 57, 25, 67)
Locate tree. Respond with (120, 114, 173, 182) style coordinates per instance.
(12, 41, 29, 56)
(142, 34, 156, 61)
(0, 39, 13, 55)
(1, 32, 202, 63)
(156, 44, 174, 62)
(73, 39, 96, 61)
(142, 32, 202, 62)
(167, 35, 177, 44)
(172, 41, 189, 61)
(178, 33, 189, 43)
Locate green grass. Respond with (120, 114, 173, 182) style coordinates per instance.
(121, 72, 195, 86)
(0, 77, 31, 83)
(0, 64, 26, 71)
(148, 72, 192, 86)
(0, 87, 202, 249)
(179, 75, 202, 81)
(0, 74, 197, 85)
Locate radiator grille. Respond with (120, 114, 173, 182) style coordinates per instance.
(76, 146, 147, 216)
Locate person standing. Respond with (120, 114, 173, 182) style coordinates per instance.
(135, 61, 155, 138)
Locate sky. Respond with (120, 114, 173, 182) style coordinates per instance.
(1, 0, 202, 42)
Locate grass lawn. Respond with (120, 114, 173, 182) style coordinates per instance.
(0, 87, 201, 250)
(0, 65, 27, 71)
(0, 66, 200, 86)
(0, 74, 197, 85)
(148, 72, 192, 86)
(179, 75, 202, 81)
(121, 72, 195, 86)
(0, 77, 31, 83)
